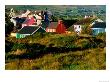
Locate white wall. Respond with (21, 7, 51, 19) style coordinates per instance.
(74, 25, 82, 34)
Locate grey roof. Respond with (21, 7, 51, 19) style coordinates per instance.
(91, 22, 106, 28)
(17, 26, 39, 35)
(47, 22, 58, 29)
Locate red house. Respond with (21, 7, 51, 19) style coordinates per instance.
(46, 20, 66, 33)
(56, 20, 66, 33)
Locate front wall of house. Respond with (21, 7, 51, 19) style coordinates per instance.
(74, 25, 82, 34)
(16, 33, 26, 38)
(91, 28, 105, 35)
(46, 29, 56, 32)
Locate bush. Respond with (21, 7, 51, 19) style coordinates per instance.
(52, 35, 79, 47)
(11, 43, 27, 51)
(96, 32, 106, 42)
(28, 32, 52, 40)
(81, 25, 92, 35)
(76, 39, 91, 49)
(5, 40, 14, 52)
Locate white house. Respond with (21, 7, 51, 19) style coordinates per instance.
(73, 18, 93, 34)
(73, 17, 106, 35)
(74, 25, 82, 34)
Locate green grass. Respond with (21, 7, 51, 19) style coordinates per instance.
(5, 33, 106, 70)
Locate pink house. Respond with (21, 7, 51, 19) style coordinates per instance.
(22, 16, 36, 27)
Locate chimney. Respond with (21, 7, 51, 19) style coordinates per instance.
(58, 20, 63, 24)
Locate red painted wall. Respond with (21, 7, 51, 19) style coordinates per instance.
(56, 20, 66, 33)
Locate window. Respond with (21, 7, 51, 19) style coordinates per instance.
(79, 26, 80, 28)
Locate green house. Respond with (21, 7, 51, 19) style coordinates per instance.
(16, 26, 46, 38)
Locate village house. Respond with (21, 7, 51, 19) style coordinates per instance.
(91, 22, 106, 35)
(46, 22, 58, 32)
(22, 13, 36, 27)
(73, 17, 94, 34)
(72, 16, 106, 35)
(46, 20, 66, 33)
(16, 26, 46, 38)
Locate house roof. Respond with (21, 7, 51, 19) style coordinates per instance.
(47, 22, 58, 29)
(63, 20, 78, 28)
(91, 22, 106, 28)
(22, 17, 35, 24)
(15, 17, 26, 23)
(22, 19, 31, 24)
(17, 26, 39, 35)
(41, 21, 49, 29)
(17, 26, 46, 35)
(74, 18, 95, 25)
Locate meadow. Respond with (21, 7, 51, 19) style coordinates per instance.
(5, 32, 106, 70)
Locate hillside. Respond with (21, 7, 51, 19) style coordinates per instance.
(5, 33, 106, 70)
(5, 5, 106, 20)
(5, 5, 106, 70)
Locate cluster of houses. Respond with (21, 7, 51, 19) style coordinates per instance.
(9, 8, 106, 38)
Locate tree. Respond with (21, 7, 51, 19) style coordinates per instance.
(5, 8, 14, 36)
(51, 15, 58, 22)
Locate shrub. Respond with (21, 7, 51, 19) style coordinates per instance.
(76, 39, 91, 49)
(52, 35, 79, 47)
(96, 32, 106, 42)
(11, 43, 27, 51)
(81, 25, 92, 35)
(5, 40, 14, 52)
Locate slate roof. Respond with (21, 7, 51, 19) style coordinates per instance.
(47, 22, 58, 29)
(63, 20, 78, 28)
(17, 26, 39, 35)
(91, 22, 106, 28)
(14, 17, 26, 23)
(22, 19, 31, 24)
(41, 21, 49, 29)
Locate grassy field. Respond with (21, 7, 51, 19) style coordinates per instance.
(5, 33, 106, 70)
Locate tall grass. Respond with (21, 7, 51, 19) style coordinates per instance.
(5, 33, 106, 70)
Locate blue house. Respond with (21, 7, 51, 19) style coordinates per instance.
(91, 22, 106, 35)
